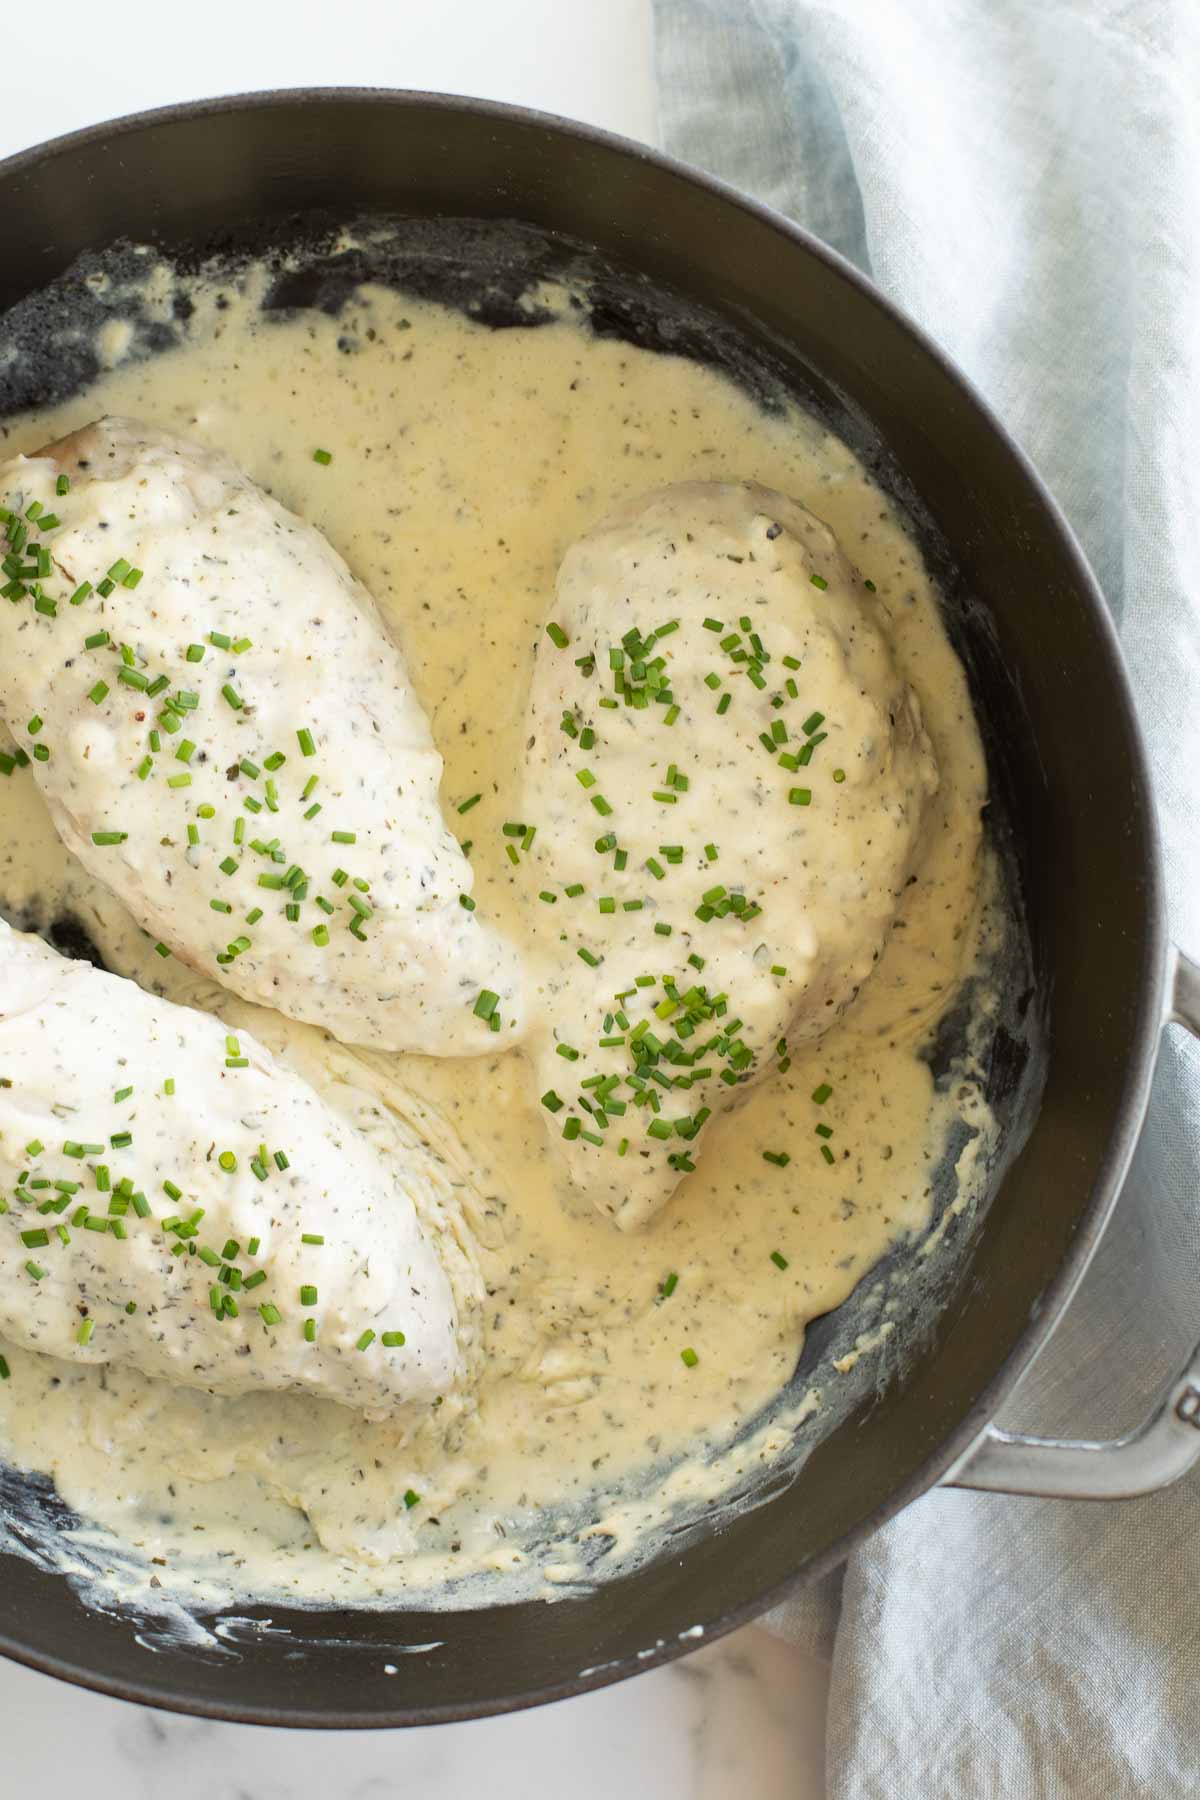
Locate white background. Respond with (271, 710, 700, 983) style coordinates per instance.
(0, 2, 832, 1793)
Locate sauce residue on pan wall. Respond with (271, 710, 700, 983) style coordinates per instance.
(0, 246, 997, 1613)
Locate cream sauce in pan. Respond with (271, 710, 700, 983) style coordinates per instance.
(0, 257, 994, 1611)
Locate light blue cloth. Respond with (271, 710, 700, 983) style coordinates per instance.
(652, 3, 1200, 1793)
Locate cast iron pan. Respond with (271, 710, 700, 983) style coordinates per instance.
(0, 90, 1165, 1725)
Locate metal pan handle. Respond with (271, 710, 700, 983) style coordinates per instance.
(945, 946, 1200, 1501)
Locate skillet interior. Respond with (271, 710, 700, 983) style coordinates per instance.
(0, 91, 1163, 1726)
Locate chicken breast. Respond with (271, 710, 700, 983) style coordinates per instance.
(0, 418, 523, 1054)
(523, 482, 940, 1229)
(0, 920, 471, 1418)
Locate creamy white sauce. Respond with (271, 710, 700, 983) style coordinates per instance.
(0, 255, 995, 1614)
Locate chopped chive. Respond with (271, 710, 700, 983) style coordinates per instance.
(221, 683, 242, 710)
(313, 448, 332, 465)
(297, 728, 316, 757)
(763, 1150, 791, 1168)
(87, 680, 109, 705)
(84, 630, 109, 649)
(457, 793, 481, 815)
(770, 1250, 790, 1270)
(680, 1347, 699, 1368)
(356, 1329, 376, 1351)
(812, 1083, 833, 1105)
(788, 788, 812, 806)
(330, 830, 356, 845)
(91, 830, 127, 846)
(382, 1330, 406, 1348)
(473, 989, 500, 1021)
(545, 622, 569, 648)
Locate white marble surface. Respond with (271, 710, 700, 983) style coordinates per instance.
(0, 1, 832, 1791)
(0, 1627, 829, 1798)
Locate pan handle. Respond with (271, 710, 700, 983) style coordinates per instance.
(945, 945, 1200, 1501)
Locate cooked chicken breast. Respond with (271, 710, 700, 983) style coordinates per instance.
(0, 418, 523, 1054)
(0, 920, 470, 1418)
(523, 482, 940, 1228)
